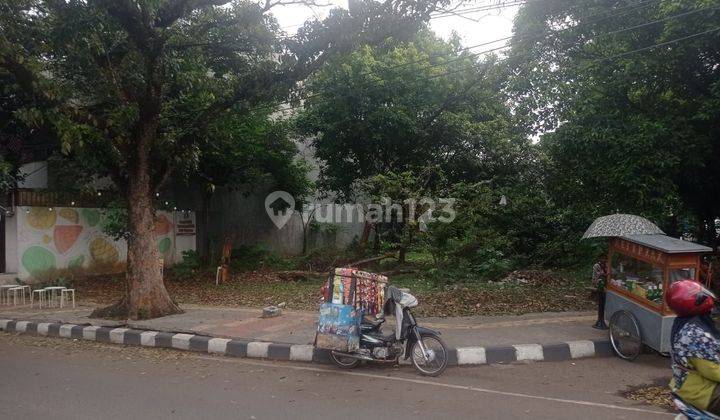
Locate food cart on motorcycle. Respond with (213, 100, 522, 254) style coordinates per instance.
(605, 234, 713, 360)
(315, 267, 448, 376)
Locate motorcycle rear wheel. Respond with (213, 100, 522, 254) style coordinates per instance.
(411, 333, 448, 377)
(329, 351, 361, 369)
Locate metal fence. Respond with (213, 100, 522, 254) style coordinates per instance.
(12, 188, 110, 208)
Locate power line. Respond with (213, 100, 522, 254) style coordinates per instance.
(280, 22, 718, 117)
(430, 1, 527, 20)
(376, 0, 660, 74)
(592, 5, 718, 38)
(595, 26, 720, 62)
(255, 0, 692, 114)
(270, 0, 655, 60)
(278, 1, 528, 36)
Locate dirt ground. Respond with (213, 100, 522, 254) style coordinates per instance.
(72, 269, 594, 317)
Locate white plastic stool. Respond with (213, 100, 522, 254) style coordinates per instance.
(0, 285, 18, 305)
(60, 289, 76, 308)
(44, 286, 66, 308)
(8, 287, 25, 305)
(18, 285, 30, 303)
(31, 289, 47, 308)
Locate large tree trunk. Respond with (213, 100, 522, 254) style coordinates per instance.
(92, 123, 182, 320)
(124, 173, 182, 319)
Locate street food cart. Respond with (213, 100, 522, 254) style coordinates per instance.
(605, 234, 713, 360)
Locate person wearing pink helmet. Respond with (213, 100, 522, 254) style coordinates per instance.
(667, 279, 720, 415)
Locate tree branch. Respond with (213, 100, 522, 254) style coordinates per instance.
(92, 0, 151, 49)
(155, 0, 232, 28)
(261, 0, 332, 13)
(0, 39, 56, 108)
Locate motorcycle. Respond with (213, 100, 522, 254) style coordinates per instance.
(328, 287, 449, 376)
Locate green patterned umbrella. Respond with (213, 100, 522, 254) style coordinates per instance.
(582, 214, 664, 239)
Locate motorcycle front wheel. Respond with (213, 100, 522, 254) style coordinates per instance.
(411, 333, 448, 376)
(329, 351, 361, 369)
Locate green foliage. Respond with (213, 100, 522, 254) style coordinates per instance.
(297, 29, 527, 199)
(229, 245, 298, 272)
(33, 276, 71, 289)
(506, 0, 720, 245)
(170, 250, 203, 280)
(101, 206, 130, 241)
(1, 1, 443, 304)
(0, 155, 15, 194)
(309, 220, 339, 235)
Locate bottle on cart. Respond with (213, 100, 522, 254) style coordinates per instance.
(332, 277, 344, 304)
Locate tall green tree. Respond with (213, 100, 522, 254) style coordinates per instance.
(0, 0, 444, 319)
(297, 30, 538, 262)
(506, 0, 720, 244)
(297, 30, 530, 199)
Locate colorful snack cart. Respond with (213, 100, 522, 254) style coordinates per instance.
(606, 234, 713, 360)
(315, 268, 388, 352)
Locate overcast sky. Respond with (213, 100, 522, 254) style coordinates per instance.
(269, 1, 520, 53)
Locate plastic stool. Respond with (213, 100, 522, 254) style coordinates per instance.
(8, 287, 25, 305)
(31, 289, 47, 308)
(60, 289, 76, 308)
(0, 285, 18, 305)
(44, 286, 66, 308)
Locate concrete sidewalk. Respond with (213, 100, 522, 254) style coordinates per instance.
(0, 304, 607, 347)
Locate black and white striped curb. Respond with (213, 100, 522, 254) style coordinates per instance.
(455, 341, 614, 364)
(0, 319, 613, 366)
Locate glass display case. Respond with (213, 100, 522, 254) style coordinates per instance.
(609, 252, 664, 306)
(607, 236, 708, 314)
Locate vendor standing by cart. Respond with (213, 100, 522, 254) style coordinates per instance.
(592, 255, 609, 330)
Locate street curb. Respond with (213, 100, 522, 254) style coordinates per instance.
(0, 319, 613, 366)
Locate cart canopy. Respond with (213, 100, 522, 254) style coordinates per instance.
(623, 235, 713, 254)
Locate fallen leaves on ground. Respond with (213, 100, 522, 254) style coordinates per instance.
(623, 383, 673, 410)
(72, 269, 594, 317)
(498, 270, 569, 287)
(413, 285, 592, 317)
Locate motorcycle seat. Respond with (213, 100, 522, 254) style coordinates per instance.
(364, 329, 397, 342)
(361, 316, 384, 328)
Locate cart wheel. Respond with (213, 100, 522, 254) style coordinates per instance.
(609, 310, 642, 361)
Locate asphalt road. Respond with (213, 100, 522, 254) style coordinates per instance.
(0, 332, 674, 420)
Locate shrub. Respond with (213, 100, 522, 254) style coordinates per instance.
(170, 250, 202, 280)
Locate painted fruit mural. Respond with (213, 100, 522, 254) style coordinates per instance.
(89, 237, 120, 264)
(158, 237, 172, 253)
(59, 208, 79, 224)
(81, 208, 101, 227)
(21, 246, 56, 275)
(155, 214, 173, 235)
(27, 207, 57, 230)
(54, 225, 83, 254)
(68, 255, 85, 269)
(16, 206, 195, 280)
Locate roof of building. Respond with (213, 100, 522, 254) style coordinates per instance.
(622, 234, 713, 254)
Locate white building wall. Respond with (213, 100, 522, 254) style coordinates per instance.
(17, 161, 48, 189)
(207, 186, 365, 256)
(4, 213, 18, 273)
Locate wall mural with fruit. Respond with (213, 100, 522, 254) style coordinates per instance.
(15, 206, 196, 281)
